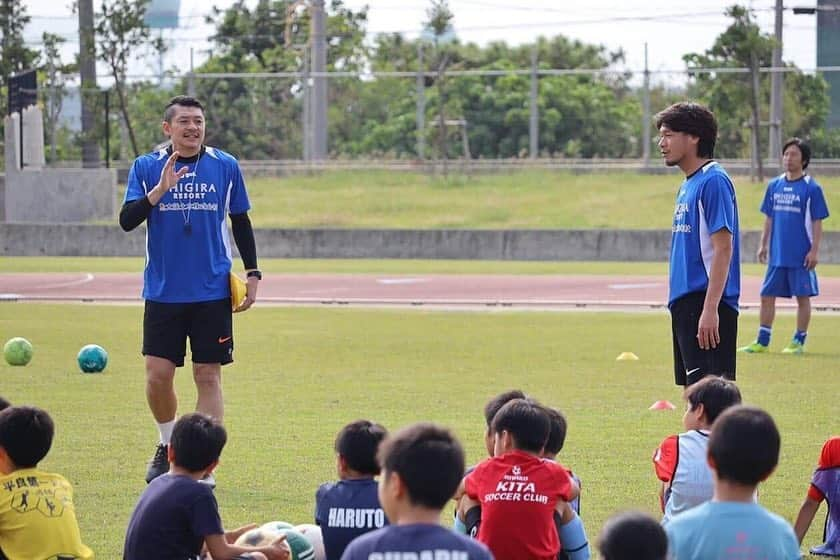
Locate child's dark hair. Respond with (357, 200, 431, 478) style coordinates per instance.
(685, 376, 742, 424)
(377, 422, 464, 509)
(708, 405, 780, 486)
(164, 95, 205, 122)
(783, 137, 811, 170)
(598, 510, 668, 560)
(543, 406, 568, 455)
(655, 102, 718, 158)
(483, 389, 526, 428)
(0, 396, 10, 411)
(170, 413, 227, 472)
(490, 398, 550, 454)
(335, 420, 387, 475)
(0, 406, 54, 468)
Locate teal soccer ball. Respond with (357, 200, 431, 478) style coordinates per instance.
(4, 337, 33, 366)
(77, 344, 108, 373)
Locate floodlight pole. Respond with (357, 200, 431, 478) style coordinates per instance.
(768, 0, 784, 168)
(311, 0, 328, 160)
(416, 42, 426, 159)
(78, 0, 100, 168)
(529, 47, 538, 159)
(642, 42, 651, 167)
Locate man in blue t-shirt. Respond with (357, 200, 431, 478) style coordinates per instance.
(740, 138, 830, 355)
(316, 420, 389, 560)
(656, 102, 740, 387)
(341, 423, 492, 560)
(119, 96, 262, 485)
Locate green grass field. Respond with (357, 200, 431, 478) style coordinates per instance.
(0, 301, 835, 558)
(6, 256, 840, 278)
(115, 170, 840, 230)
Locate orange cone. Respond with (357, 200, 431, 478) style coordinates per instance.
(649, 400, 676, 410)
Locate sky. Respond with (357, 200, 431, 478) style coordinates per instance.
(20, 0, 820, 86)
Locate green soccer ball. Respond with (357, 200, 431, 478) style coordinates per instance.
(77, 344, 108, 373)
(4, 337, 33, 366)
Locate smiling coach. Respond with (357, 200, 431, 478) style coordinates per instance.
(119, 95, 261, 486)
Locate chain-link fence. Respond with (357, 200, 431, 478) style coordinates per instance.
(7, 65, 840, 173)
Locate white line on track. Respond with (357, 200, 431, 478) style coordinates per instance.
(376, 278, 427, 285)
(28, 273, 96, 290)
(608, 282, 664, 290)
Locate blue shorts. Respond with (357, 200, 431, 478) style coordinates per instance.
(760, 266, 819, 298)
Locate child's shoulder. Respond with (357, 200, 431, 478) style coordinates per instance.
(316, 478, 377, 500)
(0, 468, 71, 489)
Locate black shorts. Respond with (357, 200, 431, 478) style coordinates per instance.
(143, 298, 233, 367)
(671, 291, 738, 386)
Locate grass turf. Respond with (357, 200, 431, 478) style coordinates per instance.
(226, 171, 840, 230)
(0, 303, 835, 558)
(5, 257, 840, 278)
(109, 170, 840, 231)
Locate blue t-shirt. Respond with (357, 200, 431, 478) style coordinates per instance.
(316, 479, 388, 560)
(669, 161, 741, 310)
(124, 146, 251, 303)
(761, 174, 830, 268)
(340, 523, 494, 560)
(665, 501, 799, 560)
(123, 473, 224, 560)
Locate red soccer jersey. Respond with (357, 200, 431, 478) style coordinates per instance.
(808, 436, 840, 501)
(464, 450, 574, 560)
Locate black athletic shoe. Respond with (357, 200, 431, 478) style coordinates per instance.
(145, 443, 169, 483)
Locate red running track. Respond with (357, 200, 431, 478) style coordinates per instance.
(1, 273, 839, 310)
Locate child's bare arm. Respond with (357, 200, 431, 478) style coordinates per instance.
(453, 478, 467, 502)
(555, 500, 574, 523)
(793, 497, 821, 544)
(205, 533, 290, 560)
(458, 495, 480, 521)
(568, 477, 580, 500)
(224, 524, 258, 544)
(659, 482, 668, 513)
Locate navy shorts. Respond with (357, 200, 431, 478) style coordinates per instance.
(760, 266, 819, 298)
(142, 298, 233, 367)
(671, 291, 738, 386)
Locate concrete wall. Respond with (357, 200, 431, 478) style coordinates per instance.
(1, 224, 839, 263)
(2, 168, 117, 223)
(4, 111, 117, 224)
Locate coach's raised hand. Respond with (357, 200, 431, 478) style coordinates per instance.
(147, 151, 188, 205)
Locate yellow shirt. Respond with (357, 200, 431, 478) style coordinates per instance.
(0, 468, 93, 559)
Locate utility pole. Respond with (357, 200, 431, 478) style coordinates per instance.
(416, 42, 425, 159)
(642, 42, 651, 168)
(529, 47, 538, 159)
(768, 0, 784, 168)
(77, 0, 100, 168)
(310, 0, 328, 160)
(187, 48, 196, 97)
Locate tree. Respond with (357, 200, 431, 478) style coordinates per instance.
(95, 0, 164, 158)
(425, 0, 455, 172)
(40, 32, 77, 163)
(683, 6, 832, 171)
(339, 34, 638, 159)
(683, 6, 770, 179)
(0, 0, 39, 123)
(191, 0, 368, 159)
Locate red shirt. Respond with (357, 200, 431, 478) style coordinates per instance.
(809, 436, 840, 501)
(465, 450, 574, 560)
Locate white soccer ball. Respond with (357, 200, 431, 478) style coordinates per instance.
(295, 524, 326, 560)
